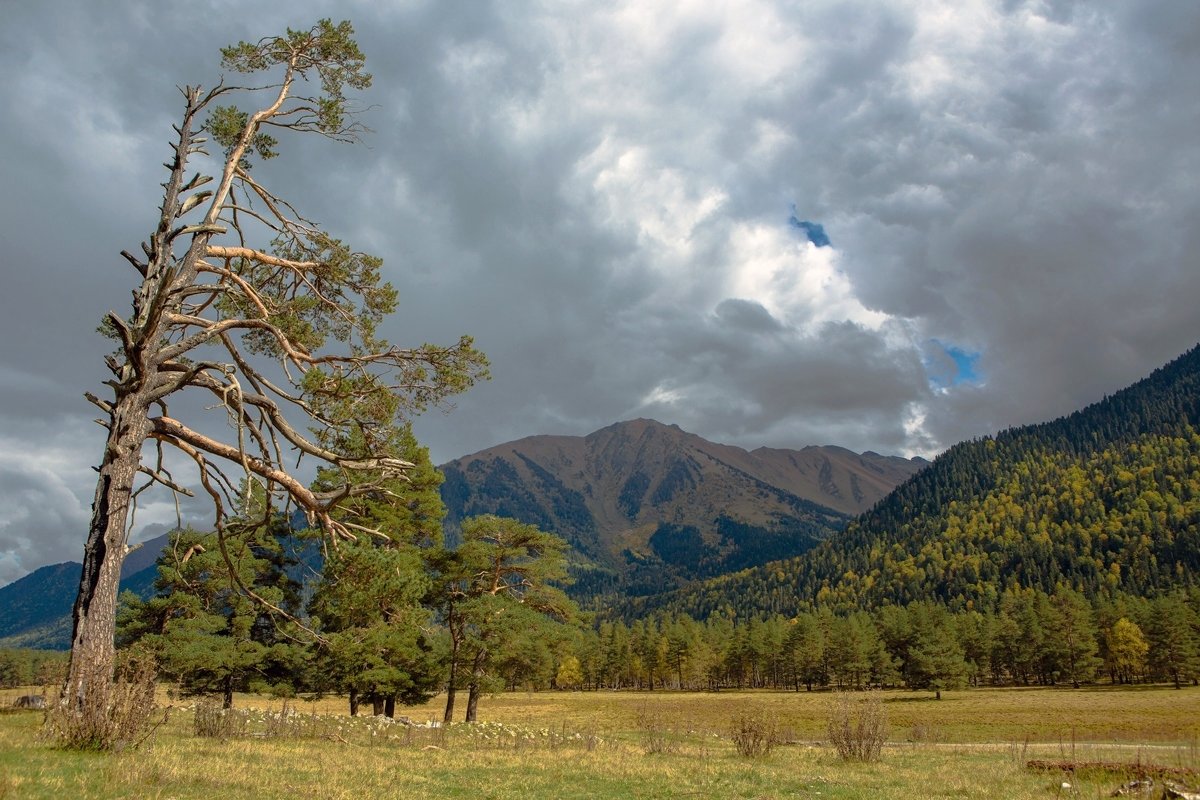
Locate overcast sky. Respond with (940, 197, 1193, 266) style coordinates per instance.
(1, 0, 1198, 585)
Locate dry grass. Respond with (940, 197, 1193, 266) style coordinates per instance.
(0, 684, 1197, 799)
(382, 683, 1200, 746)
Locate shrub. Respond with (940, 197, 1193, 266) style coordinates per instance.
(730, 707, 779, 758)
(637, 708, 681, 755)
(908, 719, 944, 744)
(43, 649, 161, 751)
(828, 692, 887, 762)
(193, 700, 248, 739)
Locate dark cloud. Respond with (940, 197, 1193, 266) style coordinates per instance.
(2, 1, 1198, 583)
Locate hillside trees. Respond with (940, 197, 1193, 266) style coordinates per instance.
(1106, 618, 1149, 683)
(556, 583, 1200, 693)
(907, 624, 968, 699)
(1049, 587, 1102, 688)
(784, 612, 825, 691)
(0, 650, 68, 690)
(67, 19, 486, 742)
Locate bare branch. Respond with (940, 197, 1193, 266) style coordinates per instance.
(120, 250, 148, 277)
(205, 245, 320, 270)
(159, 364, 346, 465)
(84, 392, 114, 414)
(156, 314, 312, 366)
(136, 466, 196, 497)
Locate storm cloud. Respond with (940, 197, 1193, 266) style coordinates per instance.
(2, 1, 1198, 583)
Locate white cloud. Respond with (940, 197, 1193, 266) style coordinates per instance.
(725, 225, 890, 333)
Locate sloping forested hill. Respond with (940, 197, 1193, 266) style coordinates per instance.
(632, 343, 1200, 621)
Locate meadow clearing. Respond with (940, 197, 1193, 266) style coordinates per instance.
(1, 684, 1198, 799)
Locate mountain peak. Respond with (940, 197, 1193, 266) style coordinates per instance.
(440, 420, 927, 601)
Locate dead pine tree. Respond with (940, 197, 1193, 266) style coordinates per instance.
(61, 19, 487, 747)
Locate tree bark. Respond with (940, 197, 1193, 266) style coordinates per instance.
(349, 687, 359, 716)
(442, 682, 456, 724)
(223, 674, 235, 709)
(63, 395, 153, 714)
(442, 612, 459, 724)
(465, 648, 486, 723)
(464, 685, 479, 722)
(384, 695, 395, 719)
(62, 94, 190, 722)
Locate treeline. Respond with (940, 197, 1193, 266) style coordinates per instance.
(0, 648, 68, 689)
(631, 345, 1200, 621)
(553, 587, 1200, 696)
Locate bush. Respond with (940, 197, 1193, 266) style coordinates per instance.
(193, 700, 249, 739)
(43, 650, 161, 751)
(636, 708, 681, 755)
(908, 719, 944, 744)
(828, 692, 887, 762)
(730, 707, 779, 758)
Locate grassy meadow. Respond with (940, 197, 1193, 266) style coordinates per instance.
(1, 684, 1198, 799)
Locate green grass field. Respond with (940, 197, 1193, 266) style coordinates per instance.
(1, 685, 1198, 799)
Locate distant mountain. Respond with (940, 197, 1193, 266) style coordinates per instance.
(439, 419, 926, 601)
(0, 563, 79, 647)
(1, 422, 926, 645)
(0, 532, 171, 650)
(635, 343, 1200, 621)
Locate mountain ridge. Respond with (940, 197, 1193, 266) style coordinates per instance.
(0, 533, 174, 649)
(0, 423, 925, 646)
(440, 418, 927, 600)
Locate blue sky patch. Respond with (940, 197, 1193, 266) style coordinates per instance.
(788, 213, 831, 247)
(925, 340, 983, 388)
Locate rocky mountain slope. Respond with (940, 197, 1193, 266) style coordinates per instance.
(440, 419, 926, 600)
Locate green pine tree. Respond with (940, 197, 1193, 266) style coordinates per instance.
(116, 502, 304, 708)
(308, 424, 445, 716)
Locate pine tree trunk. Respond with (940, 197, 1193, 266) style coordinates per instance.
(442, 683, 456, 724)
(62, 202, 174, 727)
(384, 695, 395, 718)
(443, 620, 459, 724)
(465, 648, 486, 723)
(62, 398, 152, 716)
(464, 682, 479, 723)
(223, 674, 234, 709)
(349, 687, 359, 716)
(372, 695, 385, 716)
